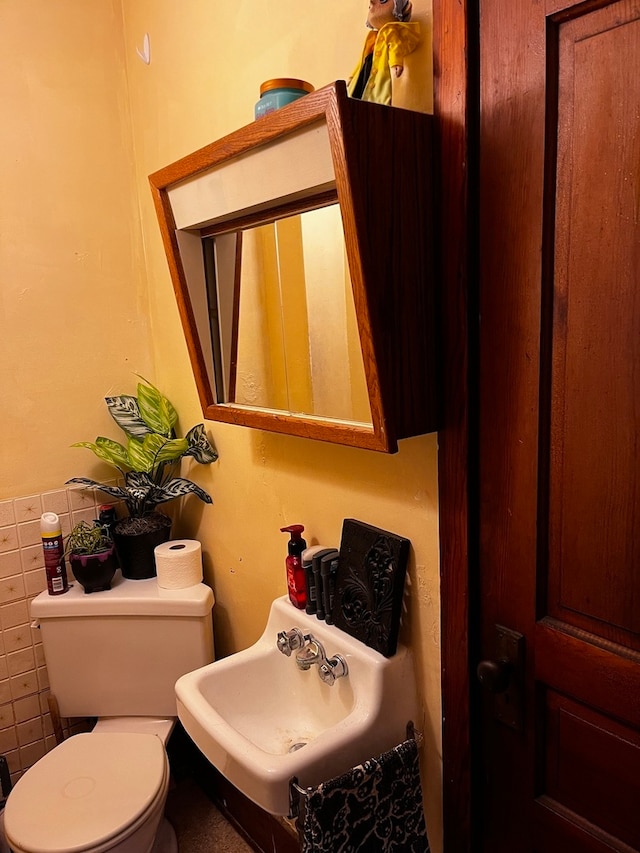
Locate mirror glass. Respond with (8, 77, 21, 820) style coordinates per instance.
(200, 204, 372, 425)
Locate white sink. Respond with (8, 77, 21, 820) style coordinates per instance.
(175, 595, 419, 815)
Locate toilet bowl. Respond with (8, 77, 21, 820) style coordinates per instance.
(3, 576, 215, 853)
(4, 726, 174, 853)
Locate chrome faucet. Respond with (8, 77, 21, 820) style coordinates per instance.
(276, 629, 349, 685)
(295, 636, 327, 671)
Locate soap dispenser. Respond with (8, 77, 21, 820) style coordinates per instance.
(281, 525, 307, 609)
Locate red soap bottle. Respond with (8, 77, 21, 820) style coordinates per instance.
(281, 525, 307, 609)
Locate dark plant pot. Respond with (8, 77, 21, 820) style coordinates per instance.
(113, 513, 172, 580)
(69, 547, 118, 594)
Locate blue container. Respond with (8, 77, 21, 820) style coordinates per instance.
(255, 78, 314, 120)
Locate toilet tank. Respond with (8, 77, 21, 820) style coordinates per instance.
(31, 574, 215, 718)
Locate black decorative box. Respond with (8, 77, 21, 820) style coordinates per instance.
(331, 519, 410, 657)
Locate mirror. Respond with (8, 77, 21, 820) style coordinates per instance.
(150, 81, 437, 452)
(200, 205, 372, 425)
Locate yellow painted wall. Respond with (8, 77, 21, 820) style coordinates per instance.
(121, 3, 441, 847)
(2, 1, 441, 848)
(0, 0, 153, 496)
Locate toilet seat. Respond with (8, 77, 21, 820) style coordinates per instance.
(4, 732, 169, 853)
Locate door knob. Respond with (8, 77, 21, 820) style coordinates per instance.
(477, 658, 512, 694)
(476, 625, 525, 730)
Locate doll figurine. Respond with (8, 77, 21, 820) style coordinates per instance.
(348, 0, 420, 106)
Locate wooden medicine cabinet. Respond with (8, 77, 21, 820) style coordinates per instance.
(149, 80, 435, 453)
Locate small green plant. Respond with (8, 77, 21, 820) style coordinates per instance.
(64, 521, 112, 557)
(67, 378, 218, 519)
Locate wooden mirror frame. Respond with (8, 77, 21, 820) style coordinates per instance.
(149, 81, 436, 453)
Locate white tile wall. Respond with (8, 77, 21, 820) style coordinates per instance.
(0, 486, 111, 789)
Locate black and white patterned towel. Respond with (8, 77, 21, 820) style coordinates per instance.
(300, 738, 430, 852)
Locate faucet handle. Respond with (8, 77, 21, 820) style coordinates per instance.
(276, 628, 307, 656)
(318, 654, 349, 686)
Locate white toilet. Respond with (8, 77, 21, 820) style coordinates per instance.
(3, 573, 215, 853)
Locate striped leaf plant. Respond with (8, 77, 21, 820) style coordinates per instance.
(67, 378, 218, 520)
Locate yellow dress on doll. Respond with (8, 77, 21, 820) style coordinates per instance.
(347, 21, 421, 106)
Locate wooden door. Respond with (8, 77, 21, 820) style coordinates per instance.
(478, 0, 640, 850)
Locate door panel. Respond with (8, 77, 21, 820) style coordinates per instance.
(479, 0, 640, 850)
(548, 2, 640, 644)
(535, 622, 640, 726)
(544, 691, 640, 846)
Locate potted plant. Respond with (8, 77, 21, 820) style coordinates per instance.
(67, 378, 218, 579)
(64, 520, 118, 594)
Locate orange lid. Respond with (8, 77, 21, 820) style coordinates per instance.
(259, 78, 314, 96)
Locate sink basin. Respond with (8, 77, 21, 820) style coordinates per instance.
(175, 595, 419, 815)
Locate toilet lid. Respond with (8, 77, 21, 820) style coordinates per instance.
(4, 732, 167, 853)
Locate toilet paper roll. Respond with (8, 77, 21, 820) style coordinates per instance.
(154, 540, 203, 589)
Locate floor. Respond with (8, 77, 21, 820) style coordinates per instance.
(165, 776, 255, 853)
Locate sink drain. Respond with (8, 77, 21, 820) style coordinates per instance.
(288, 741, 308, 753)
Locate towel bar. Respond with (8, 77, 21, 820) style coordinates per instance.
(288, 720, 423, 818)
(406, 720, 423, 745)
